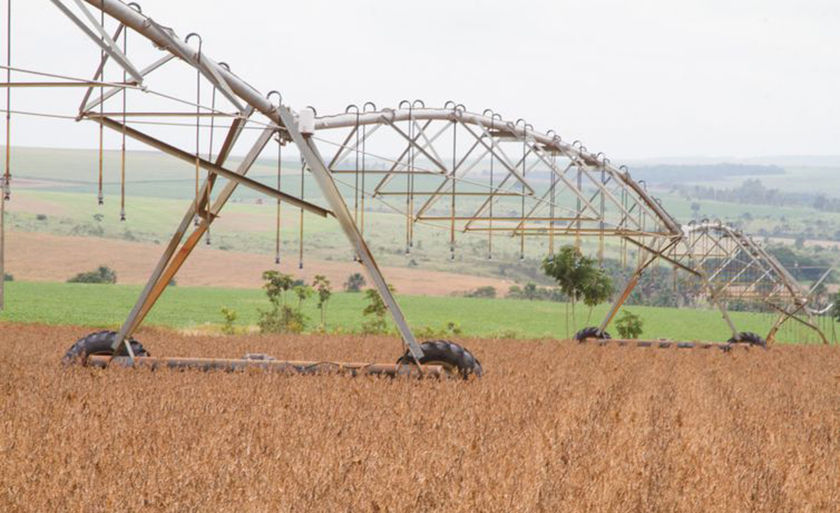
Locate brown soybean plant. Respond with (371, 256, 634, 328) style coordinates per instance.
(3, 324, 840, 511)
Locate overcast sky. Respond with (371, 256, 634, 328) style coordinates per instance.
(6, 0, 840, 160)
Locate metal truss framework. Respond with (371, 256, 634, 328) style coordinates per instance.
(10, 0, 827, 354)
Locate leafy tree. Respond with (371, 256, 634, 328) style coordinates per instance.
(582, 269, 613, 324)
(258, 271, 306, 334)
(220, 307, 238, 335)
(261, 270, 294, 306)
(344, 272, 366, 292)
(293, 285, 313, 311)
(615, 310, 644, 339)
(522, 282, 538, 301)
(361, 285, 394, 335)
(542, 246, 612, 336)
(690, 202, 701, 218)
(312, 275, 332, 327)
(67, 266, 117, 284)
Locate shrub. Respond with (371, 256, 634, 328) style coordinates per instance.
(3, 273, 12, 282)
(344, 273, 366, 292)
(313, 275, 332, 328)
(220, 307, 238, 335)
(259, 305, 306, 334)
(616, 310, 644, 339)
(67, 266, 117, 284)
(361, 286, 393, 335)
(465, 286, 496, 299)
(542, 246, 613, 335)
(258, 271, 308, 334)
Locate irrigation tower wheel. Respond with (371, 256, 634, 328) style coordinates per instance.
(63, 330, 150, 364)
(574, 327, 612, 342)
(727, 331, 767, 348)
(397, 340, 483, 379)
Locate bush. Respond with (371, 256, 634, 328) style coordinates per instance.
(220, 307, 238, 335)
(258, 271, 309, 334)
(361, 287, 392, 335)
(259, 305, 306, 334)
(615, 310, 644, 339)
(3, 273, 12, 282)
(313, 275, 332, 328)
(67, 266, 116, 284)
(344, 273, 366, 292)
(465, 286, 496, 299)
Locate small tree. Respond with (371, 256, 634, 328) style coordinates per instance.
(258, 271, 307, 334)
(616, 310, 644, 339)
(542, 246, 600, 337)
(690, 202, 701, 218)
(344, 272, 366, 292)
(262, 271, 294, 307)
(220, 307, 238, 335)
(361, 285, 394, 335)
(313, 275, 333, 328)
(293, 284, 313, 311)
(582, 269, 613, 323)
(523, 282, 538, 300)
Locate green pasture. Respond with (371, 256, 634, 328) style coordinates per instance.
(1, 281, 834, 344)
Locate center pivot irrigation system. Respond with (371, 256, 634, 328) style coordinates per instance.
(3, 0, 833, 377)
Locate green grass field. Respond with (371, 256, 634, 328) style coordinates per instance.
(1, 281, 834, 344)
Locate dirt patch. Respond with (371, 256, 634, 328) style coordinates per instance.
(2, 324, 840, 511)
(4, 231, 513, 296)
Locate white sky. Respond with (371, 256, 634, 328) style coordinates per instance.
(5, 0, 840, 160)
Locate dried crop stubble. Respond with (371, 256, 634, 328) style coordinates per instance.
(1, 323, 840, 512)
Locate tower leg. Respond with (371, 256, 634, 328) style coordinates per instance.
(279, 106, 424, 360)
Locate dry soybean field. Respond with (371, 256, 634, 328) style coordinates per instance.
(2, 324, 840, 512)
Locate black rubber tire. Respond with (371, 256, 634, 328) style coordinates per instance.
(727, 331, 767, 348)
(396, 340, 483, 379)
(574, 327, 611, 342)
(62, 330, 149, 364)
